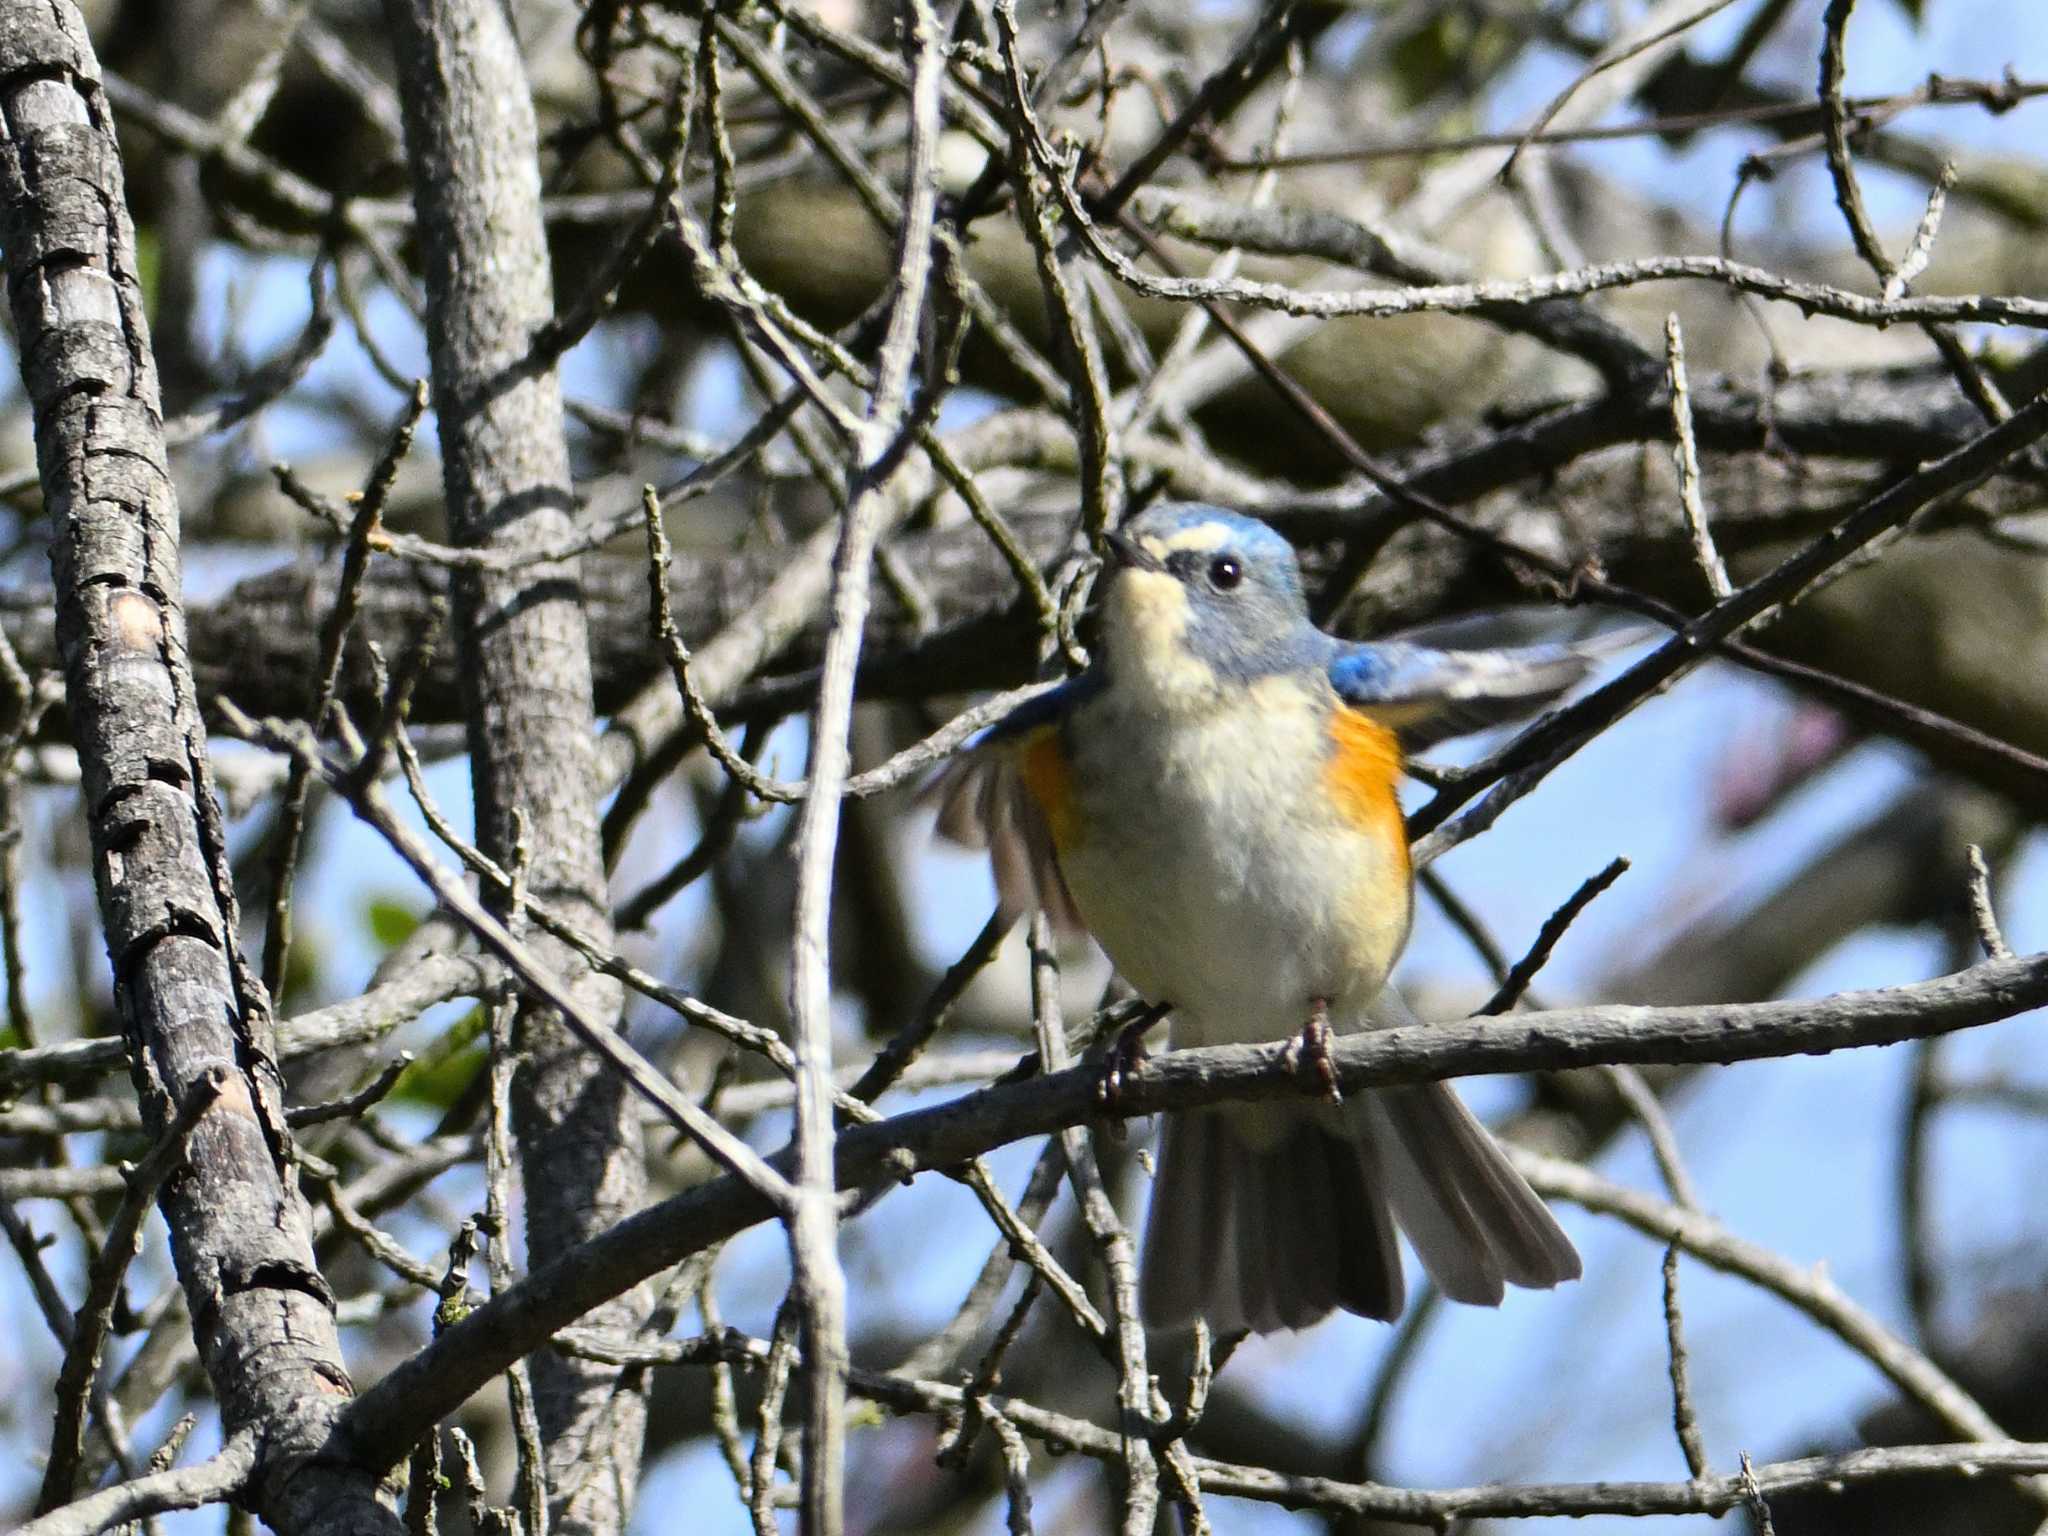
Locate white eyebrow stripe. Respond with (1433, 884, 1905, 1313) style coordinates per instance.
(1153, 523, 1232, 555)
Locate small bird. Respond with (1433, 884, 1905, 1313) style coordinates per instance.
(933, 503, 1593, 1334)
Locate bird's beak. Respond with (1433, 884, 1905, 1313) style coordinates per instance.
(1103, 529, 1165, 573)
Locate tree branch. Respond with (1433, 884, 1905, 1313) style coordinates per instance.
(0, 6, 394, 1530)
(381, 0, 651, 1521)
(331, 948, 2048, 1473)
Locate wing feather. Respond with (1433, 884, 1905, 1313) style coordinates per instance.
(924, 679, 1094, 940)
(1328, 624, 1640, 751)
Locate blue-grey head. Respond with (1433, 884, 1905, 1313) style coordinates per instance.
(1098, 505, 1324, 706)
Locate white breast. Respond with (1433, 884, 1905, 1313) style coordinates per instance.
(1057, 679, 1410, 1050)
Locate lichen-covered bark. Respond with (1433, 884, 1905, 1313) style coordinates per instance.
(0, 3, 395, 1531)
(380, 0, 649, 1528)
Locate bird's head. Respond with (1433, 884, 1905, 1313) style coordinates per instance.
(1098, 505, 1321, 709)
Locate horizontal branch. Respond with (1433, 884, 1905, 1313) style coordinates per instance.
(332, 949, 2048, 1474)
(15, 1430, 257, 1536)
(560, 1325, 2048, 1520)
(0, 362, 2025, 742)
(0, 949, 495, 1092)
(1188, 1438, 2048, 1520)
(1088, 197, 2048, 329)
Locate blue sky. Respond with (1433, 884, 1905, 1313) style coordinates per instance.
(5, 2, 2048, 1531)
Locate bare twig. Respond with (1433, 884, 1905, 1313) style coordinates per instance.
(286, 1054, 413, 1129)
(1027, 915, 1157, 1534)
(1500, 0, 1743, 181)
(16, 1431, 259, 1536)
(777, 5, 946, 1528)
(1480, 858, 1630, 1015)
(37, 1068, 229, 1512)
(261, 377, 429, 1001)
(337, 947, 2048, 1468)
(1662, 1241, 1710, 1480)
(1966, 844, 2015, 962)
(1818, 0, 2010, 426)
(1665, 316, 1732, 600)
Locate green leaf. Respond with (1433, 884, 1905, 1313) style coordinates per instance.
(391, 1007, 487, 1109)
(133, 225, 160, 320)
(366, 896, 423, 951)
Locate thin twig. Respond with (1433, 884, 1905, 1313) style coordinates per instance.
(994, 0, 1121, 543)
(1480, 858, 1630, 1015)
(1665, 315, 1732, 599)
(37, 1067, 229, 1514)
(846, 907, 1008, 1106)
(1500, 0, 1743, 181)
(1027, 914, 1158, 1535)
(1818, 0, 2010, 426)
(1663, 1241, 1710, 1480)
(261, 380, 429, 1000)
(15, 1431, 258, 1536)
(1217, 73, 2048, 169)
(1966, 844, 2014, 962)
(286, 1053, 412, 1128)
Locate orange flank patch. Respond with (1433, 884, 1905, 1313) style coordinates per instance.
(1325, 706, 1410, 872)
(1017, 727, 1083, 852)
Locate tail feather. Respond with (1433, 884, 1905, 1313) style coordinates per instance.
(1140, 1106, 1236, 1329)
(1140, 1088, 1578, 1334)
(1232, 1137, 1279, 1331)
(1262, 1130, 1337, 1327)
(1378, 1083, 1582, 1291)
(1365, 1090, 1505, 1305)
(1142, 1109, 1409, 1333)
(1327, 1125, 1404, 1320)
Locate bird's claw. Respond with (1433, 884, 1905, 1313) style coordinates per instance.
(1283, 999, 1343, 1104)
(1096, 1007, 1166, 1111)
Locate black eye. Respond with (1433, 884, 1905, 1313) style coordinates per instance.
(1207, 555, 1244, 591)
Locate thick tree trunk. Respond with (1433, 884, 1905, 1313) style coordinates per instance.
(0, 3, 395, 1532)
(380, 0, 649, 1528)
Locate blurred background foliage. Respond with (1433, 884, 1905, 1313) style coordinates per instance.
(5, 0, 2048, 1532)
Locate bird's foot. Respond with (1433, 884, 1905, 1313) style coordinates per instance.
(1283, 999, 1343, 1104)
(1095, 1004, 1168, 1111)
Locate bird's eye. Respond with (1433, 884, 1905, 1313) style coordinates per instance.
(1207, 555, 1244, 591)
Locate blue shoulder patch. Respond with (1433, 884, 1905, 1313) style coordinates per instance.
(1325, 643, 1413, 704)
(980, 670, 1104, 743)
(1327, 636, 1608, 749)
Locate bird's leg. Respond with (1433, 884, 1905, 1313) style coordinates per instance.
(1095, 1002, 1170, 1110)
(1283, 997, 1344, 1104)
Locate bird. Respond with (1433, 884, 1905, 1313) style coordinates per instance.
(931, 502, 1597, 1335)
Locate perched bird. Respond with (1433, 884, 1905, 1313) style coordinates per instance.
(933, 503, 1597, 1334)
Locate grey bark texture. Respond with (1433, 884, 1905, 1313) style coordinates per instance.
(332, 947, 2048, 1473)
(0, 3, 397, 1533)
(379, 0, 649, 1528)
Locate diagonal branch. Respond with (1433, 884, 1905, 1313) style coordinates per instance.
(332, 948, 2048, 1473)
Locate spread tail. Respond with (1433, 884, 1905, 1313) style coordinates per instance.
(1139, 1086, 1579, 1333)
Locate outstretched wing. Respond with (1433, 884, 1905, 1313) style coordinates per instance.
(925, 677, 1097, 938)
(1328, 626, 1634, 752)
